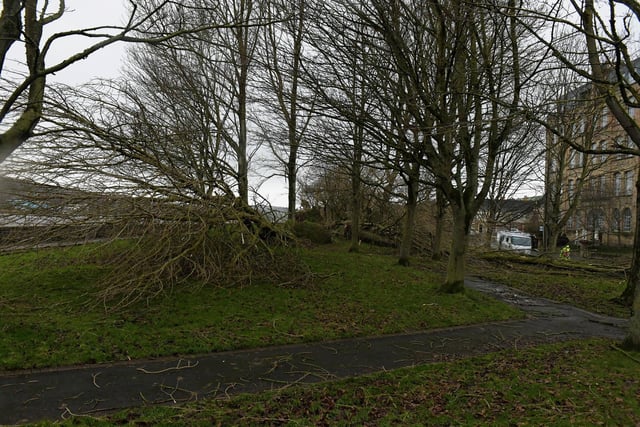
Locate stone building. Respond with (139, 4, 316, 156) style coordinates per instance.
(547, 81, 638, 247)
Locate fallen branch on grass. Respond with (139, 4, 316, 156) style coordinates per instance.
(610, 344, 640, 365)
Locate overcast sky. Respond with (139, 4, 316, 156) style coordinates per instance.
(46, 0, 128, 86)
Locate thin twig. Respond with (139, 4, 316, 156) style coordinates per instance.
(91, 372, 101, 388)
(59, 405, 100, 421)
(136, 359, 199, 374)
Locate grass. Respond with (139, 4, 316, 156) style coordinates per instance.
(4, 242, 638, 425)
(34, 339, 640, 426)
(0, 242, 522, 370)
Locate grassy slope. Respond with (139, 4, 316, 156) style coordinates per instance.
(0, 243, 522, 370)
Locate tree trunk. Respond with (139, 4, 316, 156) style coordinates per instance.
(287, 123, 298, 221)
(287, 146, 297, 220)
(349, 127, 363, 253)
(0, 0, 23, 74)
(618, 171, 640, 305)
(398, 169, 419, 266)
(624, 293, 640, 349)
(286, 0, 303, 221)
(349, 168, 361, 253)
(582, 0, 640, 306)
(548, 229, 561, 254)
(440, 207, 468, 293)
(237, 53, 249, 206)
(1, 0, 44, 163)
(431, 187, 446, 260)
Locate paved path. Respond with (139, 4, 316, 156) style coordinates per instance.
(0, 279, 628, 425)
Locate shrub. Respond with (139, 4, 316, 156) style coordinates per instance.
(292, 221, 333, 244)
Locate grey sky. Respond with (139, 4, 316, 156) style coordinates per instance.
(46, 0, 128, 86)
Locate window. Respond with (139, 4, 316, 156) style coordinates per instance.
(601, 108, 608, 129)
(599, 141, 607, 163)
(614, 172, 622, 195)
(511, 236, 530, 246)
(568, 179, 574, 199)
(599, 175, 606, 195)
(588, 210, 606, 232)
(570, 149, 582, 168)
(623, 207, 632, 232)
(629, 103, 637, 120)
(596, 210, 605, 231)
(573, 120, 585, 137)
(613, 208, 620, 232)
(625, 171, 634, 195)
(568, 151, 575, 168)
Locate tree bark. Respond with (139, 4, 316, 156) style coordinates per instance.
(625, 294, 640, 348)
(0, 0, 22, 72)
(236, 24, 250, 206)
(618, 169, 640, 305)
(431, 187, 446, 260)
(287, 147, 297, 219)
(349, 163, 361, 253)
(349, 122, 363, 253)
(0, 0, 45, 163)
(581, 0, 640, 305)
(286, 0, 304, 221)
(398, 165, 419, 266)
(440, 207, 468, 293)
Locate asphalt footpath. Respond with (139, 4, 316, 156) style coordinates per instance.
(0, 278, 628, 425)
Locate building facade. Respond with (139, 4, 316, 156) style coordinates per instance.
(549, 91, 638, 247)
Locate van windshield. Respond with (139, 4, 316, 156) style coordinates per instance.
(511, 236, 531, 246)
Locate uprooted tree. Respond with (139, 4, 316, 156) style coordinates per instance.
(1, 0, 301, 308)
(8, 75, 296, 308)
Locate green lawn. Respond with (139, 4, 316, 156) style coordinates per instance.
(0, 242, 522, 370)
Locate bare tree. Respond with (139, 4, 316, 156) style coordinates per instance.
(128, 0, 270, 206)
(2, 0, 294, 308)
(0, 0, 229, 164)
(299, 0, 536, 282)
(354, 0, 528, 292)
(301, 4, 387, 253)
(6, 75, 292, 308)
(254, 0, 314, 220)
(579, 2, 640, 335)
(302, 0, 433, 262)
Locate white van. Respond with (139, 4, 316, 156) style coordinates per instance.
(496, 230, 532, 254)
